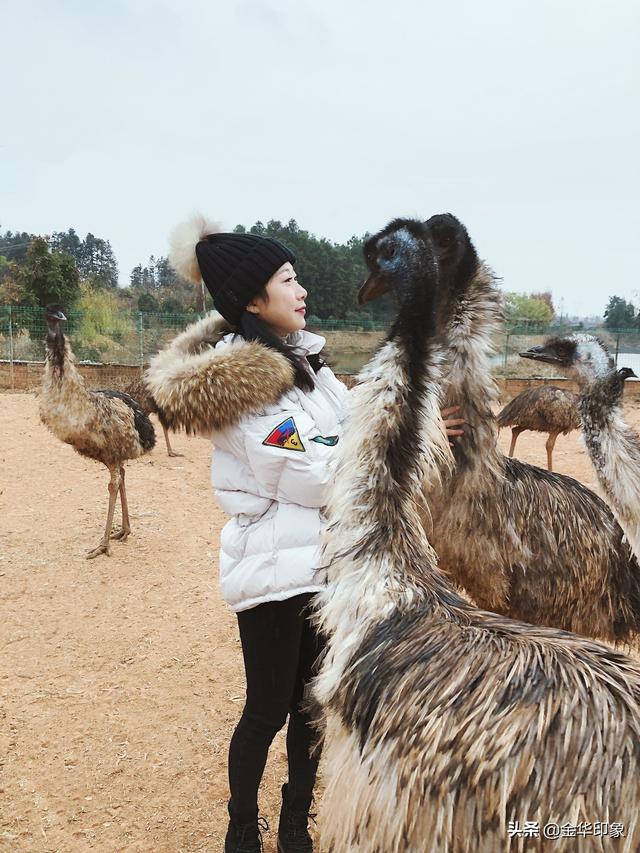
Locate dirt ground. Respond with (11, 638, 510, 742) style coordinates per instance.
(2, 391, 640, 853)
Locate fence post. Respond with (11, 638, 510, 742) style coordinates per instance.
(8, 305, 15, 389)
(615, 333, 620, 367)
(503, 331, 510, 370)
(138, 312, 144, 371)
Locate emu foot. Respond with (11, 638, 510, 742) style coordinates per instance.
(110, 527, 130, 542)
(86, 541, 110, 559)
(167, 451, 183, 458)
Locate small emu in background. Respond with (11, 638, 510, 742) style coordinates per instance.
(39, 305, 155, 558)
(496, 384, 579, 471)
(523, 333, 640, 563)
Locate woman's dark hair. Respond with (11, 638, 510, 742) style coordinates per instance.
(234, 309, 326, 392)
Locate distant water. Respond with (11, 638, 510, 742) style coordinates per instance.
(615, 353, 640, 372)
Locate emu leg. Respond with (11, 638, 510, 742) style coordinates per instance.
(508, 427, 523, 457)
(546, 432, 559, 472)
(110, 465, 131, 541)
(162, 424, 182, 458)
(87, 467, 121, 559)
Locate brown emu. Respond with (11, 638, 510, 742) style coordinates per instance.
(523, 333, 640, 563)
(312, 215, 640, 853)
(496, 384, 579, 471)
(39, 305, 155, 558)
(358, 228, 640, 642)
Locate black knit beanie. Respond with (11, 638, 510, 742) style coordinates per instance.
(195, 233, 296, 325)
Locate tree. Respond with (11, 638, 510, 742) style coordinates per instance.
(80, 233, 119, 289)
(138, 292, 159, 312)
(50, 228, 82, 264)
(15, 238, 80, 307)
(160, 295, 183, 314)
(130, 264, 144, 289)
(530, 291, 555, 317)
(604, 296, 636, 330)
(51, 229, 119, 289)
(504, 293, 554, 326)
(0, 230, 33, 265)
(0, 258, 30, 305)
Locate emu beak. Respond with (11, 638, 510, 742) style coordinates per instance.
(358, 273, 390, 306)
(519, 345, 563, 365)
(48, 310, 67, 322)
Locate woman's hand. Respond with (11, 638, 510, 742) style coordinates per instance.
(441, 405, 465, 447)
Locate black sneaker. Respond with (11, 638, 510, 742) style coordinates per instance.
(276, 783, 316, 853)
(224, 801, 269, 853)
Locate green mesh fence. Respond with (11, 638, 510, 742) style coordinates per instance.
(0, 306, 201, 367)
(2, 306, 640, 376)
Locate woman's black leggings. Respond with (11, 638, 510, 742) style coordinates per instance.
(228, 592, 325, 824)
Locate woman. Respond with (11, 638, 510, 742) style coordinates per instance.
(148, 217, 464, 853)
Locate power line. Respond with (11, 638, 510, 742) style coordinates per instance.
(0, 241, 34, 253)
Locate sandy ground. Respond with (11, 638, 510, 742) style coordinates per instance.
(2, 391, 640, 853)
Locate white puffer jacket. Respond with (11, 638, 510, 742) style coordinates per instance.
(144, 312, 350, 612)
(211, 330, 349, 610)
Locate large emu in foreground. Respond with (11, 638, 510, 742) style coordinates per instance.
(523, 333, 640, 563)
(312, 216, 640, 853)
(39, 305, 155, 558)
(357, 225, 640, 642)
(496, 384, 579, 471)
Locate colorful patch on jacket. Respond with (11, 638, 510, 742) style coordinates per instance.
(311, 434, 339, 446)
(262, 417, 305, 452)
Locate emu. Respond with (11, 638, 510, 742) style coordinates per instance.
(39, 305, 155, 558)
(496, 384, 579, 471)
(357, 226, 640, 642)
(523, 333, 640, 563)
(312, 215, 640, 853)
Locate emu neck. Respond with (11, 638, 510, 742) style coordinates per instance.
(320, 292, 456, 616)
(578, 371, 640, 559)
(43, 331, 88, 400)
(439, 264, 503, 481)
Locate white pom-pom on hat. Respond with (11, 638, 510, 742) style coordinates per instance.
(168, 214, 222, 282)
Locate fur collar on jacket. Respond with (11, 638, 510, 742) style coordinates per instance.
(144, 311, 295, 434)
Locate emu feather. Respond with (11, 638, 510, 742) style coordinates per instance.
(312, 215, 640, 853)
(422, 262, 640, 642)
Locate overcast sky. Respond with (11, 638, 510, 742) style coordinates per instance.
(3, 0, 639, 317)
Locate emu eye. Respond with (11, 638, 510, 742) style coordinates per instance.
(381, 243, 396, 261)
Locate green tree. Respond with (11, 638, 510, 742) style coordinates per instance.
(138, 292, 159, 312)
(80, 233, 119, 288)
(130, 264, 144, 288)
(50, 228, 82, 264)
(530, 291, 555, 318)
(51, 229, 119, 289)
(0, 230, 33, 265)
(15, 238, 80, 308)
(504, 293, 554, 326)
(604, 296, 636, 329)
(76, 284, 131, 355)
(160, 295, 183, 314)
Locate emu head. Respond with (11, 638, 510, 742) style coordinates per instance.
(520, 334, 618, 385)
(44, 304, 67, 341)
(618, 366, 637, 380)
(358, 213, 478, 338)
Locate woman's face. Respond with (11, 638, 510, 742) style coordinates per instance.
(246, 262, 307, 337)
